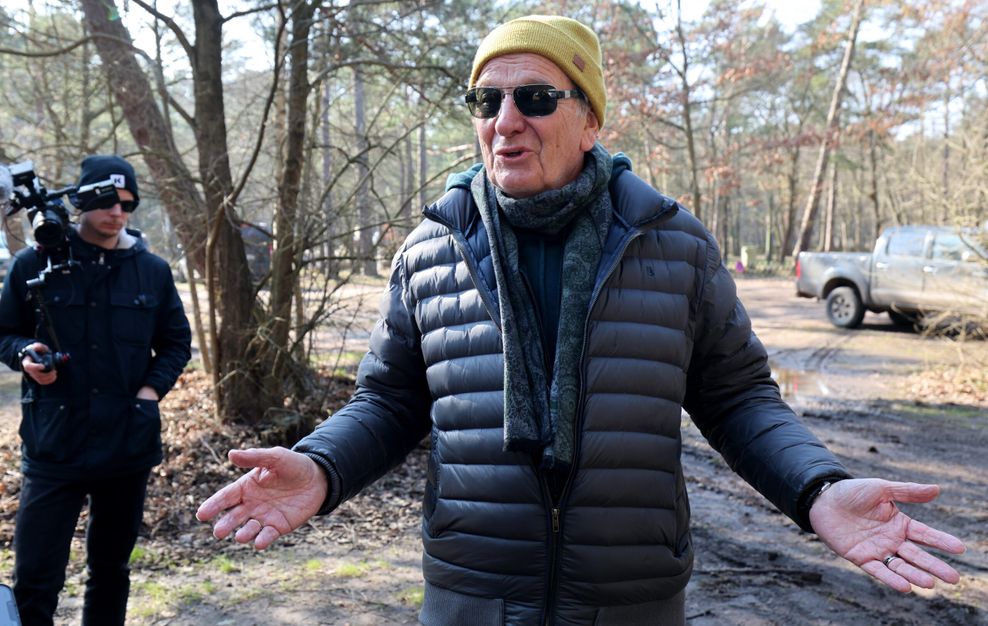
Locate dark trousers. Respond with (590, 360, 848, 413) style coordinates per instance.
(12, 469, 150, 626)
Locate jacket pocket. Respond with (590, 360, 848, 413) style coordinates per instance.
(420, 582, 504, 626)
(41, 288, 86, 345)
(19, 398, 75, 463)
(87, 395, 163, 471)
(127, 398, 162, 462)
(110, 291, 159, 346)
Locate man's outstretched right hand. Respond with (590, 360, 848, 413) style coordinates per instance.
(196, 446, 329, 550)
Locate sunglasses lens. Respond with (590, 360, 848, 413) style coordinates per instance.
(514, 85, 557, 117)
(464, 85, 571, 118)
(91, 196, 119, 211)
(466, 87, 502, 118)
(119, 201, 136, 212)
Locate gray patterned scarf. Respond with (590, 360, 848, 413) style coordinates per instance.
(473, 142, 613, 469)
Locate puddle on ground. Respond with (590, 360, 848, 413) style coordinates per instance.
(769, 361, 830, 400)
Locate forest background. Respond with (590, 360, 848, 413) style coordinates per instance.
(0, 0, 985, 429)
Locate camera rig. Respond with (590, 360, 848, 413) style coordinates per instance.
(0, 160, 116, 372)
(1, 160, 119, 261)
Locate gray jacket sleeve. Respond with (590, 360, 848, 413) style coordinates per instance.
(293, 250, 432, 514)
(683, 232, 851, 531)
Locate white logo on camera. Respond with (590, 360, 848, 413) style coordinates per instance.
(110, 174, 126, 188)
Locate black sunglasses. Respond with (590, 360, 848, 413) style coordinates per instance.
(87, 198, 137, 213)
(464, 84, 585, 119)
(89, 195, 137, 213)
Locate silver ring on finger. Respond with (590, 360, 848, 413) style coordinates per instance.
(882, 555, 901, 568)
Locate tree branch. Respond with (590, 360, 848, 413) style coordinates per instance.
(130, 0, 194, 58)
(222, 3, 280, 24)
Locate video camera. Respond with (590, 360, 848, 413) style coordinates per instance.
(1, 161, 121, 255)
(0, 161, 113, 372)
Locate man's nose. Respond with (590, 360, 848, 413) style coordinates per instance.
(493, 93, 525, 134)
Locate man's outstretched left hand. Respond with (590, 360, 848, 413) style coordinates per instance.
(810, 478, 965, 593)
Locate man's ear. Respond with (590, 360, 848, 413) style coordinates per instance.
(580, 109, 600, 152)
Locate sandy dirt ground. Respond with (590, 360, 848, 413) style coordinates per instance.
(1, 275, 986, 625)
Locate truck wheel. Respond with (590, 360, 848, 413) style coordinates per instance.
(825, 286, 864, 328)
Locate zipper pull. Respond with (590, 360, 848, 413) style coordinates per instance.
(98, 252, 105, 265)
(552, 508, 560, 533)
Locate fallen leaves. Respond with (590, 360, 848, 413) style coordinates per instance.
(0, 367, 427, 557)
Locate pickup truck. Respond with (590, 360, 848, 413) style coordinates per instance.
(795, 225, 988, 328)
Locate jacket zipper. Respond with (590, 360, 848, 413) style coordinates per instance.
(432, 199, 678, 623)
(541, 228, 649, 626)
(540, 474, 567, 626)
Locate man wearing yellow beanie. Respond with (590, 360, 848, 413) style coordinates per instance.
(199, 14, 965, 626)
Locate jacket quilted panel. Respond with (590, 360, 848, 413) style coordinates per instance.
(294, 169, 850, 624)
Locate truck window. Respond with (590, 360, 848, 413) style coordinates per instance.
(885, 231, 926, 258)
(931, 233, 964, 261)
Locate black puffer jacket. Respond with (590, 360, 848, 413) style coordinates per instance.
(295, 169, 850, 625)
(0, 228, 191, 479)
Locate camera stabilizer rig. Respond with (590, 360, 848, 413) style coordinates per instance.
(0, 161, 119, 372)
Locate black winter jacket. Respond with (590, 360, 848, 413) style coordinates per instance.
(294, 169, 850, 625)
(0, 228, 191, 479)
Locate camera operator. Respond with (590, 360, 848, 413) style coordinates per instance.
(0, 155, 191, 626)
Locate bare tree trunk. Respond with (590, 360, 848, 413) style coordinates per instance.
(79, 0, 205, 270)
(403, 133, 414, 224)
(183, 254, 211, 373)
(352, 63, 376, 276)
(76, 40, 94, 155)
(399, 134, 408, 220)
(764, 193, 775, 262)
(868, 129, 881, 238)
(824, 159, 837, 252)
(778, 148, 800, 263)
(190, 0, 268, 422)
(419, 116, 429, 214)
(150, 0, 209, 372)
(730, 198, 740, 259)
(942, 79, 950, 210)
(675, 1, 702, 220)
(268, 0, 320, 398)
(320, 71, 336, 278)
(792, 0, 865, 257)
(980, 96, 988, 212)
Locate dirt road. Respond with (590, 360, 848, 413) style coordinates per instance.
(4, 276, 986, 625)
(684, 277, 987, 626)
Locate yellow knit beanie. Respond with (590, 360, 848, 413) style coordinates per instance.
(469, 15, 606, 127)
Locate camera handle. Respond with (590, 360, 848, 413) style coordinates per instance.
(26, 251, 78, 359)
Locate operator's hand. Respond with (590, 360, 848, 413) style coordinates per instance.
(20, 342, 56, 386)
(196, 447, 329, 550)
(810, 478, 965, 593)
(136, 386, 159, 401)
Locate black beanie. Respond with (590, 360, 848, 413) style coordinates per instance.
(76, 155, 140, 210)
